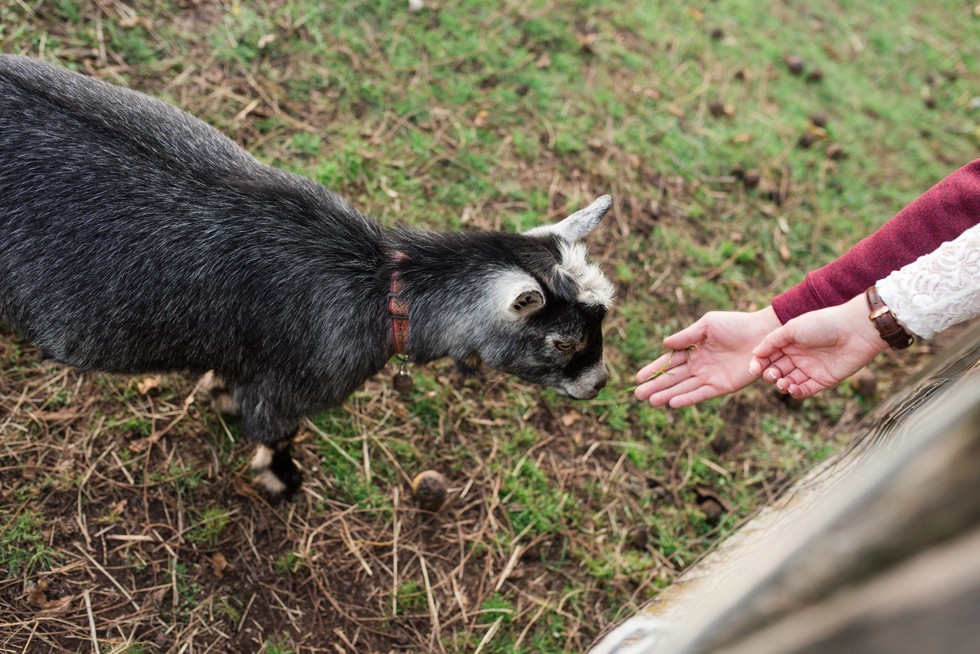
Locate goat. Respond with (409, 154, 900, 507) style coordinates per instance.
(0, 55, 614, 497)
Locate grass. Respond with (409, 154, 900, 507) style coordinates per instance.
(0, 503, 60, 577)
(0, 0, 977, 652)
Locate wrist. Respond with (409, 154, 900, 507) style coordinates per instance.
(755, 305, 782, 333)
(843, 294, 890, 354)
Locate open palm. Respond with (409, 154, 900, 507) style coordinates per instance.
(635, 308, 781, 408)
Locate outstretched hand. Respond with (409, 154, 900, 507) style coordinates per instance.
(749, 294, 890, 399)
(634, 307, 781, 408)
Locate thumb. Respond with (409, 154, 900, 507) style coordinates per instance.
(662, 315, 710, 350)
(751, 323, 796, 360)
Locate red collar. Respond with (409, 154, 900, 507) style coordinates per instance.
(388, 255, 409, 357)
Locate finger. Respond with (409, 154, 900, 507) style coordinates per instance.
(635, 363, 691, 401)
(787, 378, 825, 399)
(748, 356, 767, 376)
(783, 368, 810, 387)
(648, 375, 702, 407)
(762, 355, 797, 384)
(752, 324, 796, 360)
(662, 317, 709, 350)
(636, 349, 688, 382)
(771, 360, 810, 392)
(669, 384, 723, 408)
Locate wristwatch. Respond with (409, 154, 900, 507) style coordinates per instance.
(865, 285, 914, 350)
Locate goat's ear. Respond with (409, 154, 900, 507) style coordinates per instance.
(492, 270, 546, 320)
(511, 289, 545, 319)
(525, 195, 611, 241)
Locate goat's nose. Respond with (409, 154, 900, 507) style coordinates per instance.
(592, 376, 608, 394)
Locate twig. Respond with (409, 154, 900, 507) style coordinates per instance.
(74, 544, 140, 612)
(83, 590, 98, 653)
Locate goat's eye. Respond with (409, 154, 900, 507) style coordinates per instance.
(554, 340, 575, 352)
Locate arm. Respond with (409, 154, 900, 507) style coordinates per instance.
(752, 223, 980, 398)
(877, 222, 980, 339)
(772, 160, 980, 323)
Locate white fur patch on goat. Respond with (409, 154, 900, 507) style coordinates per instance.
(557, 241, 615, 309)
(563, 357, 608, 398)
(250, 445, 274, 470)
(254, 469, 287, 495)
(492, 268, 546, 320)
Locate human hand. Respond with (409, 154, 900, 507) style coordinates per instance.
(634, 306, 781, 408)
(748, 294, 890, 399)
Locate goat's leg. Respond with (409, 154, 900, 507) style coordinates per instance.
(202, 374, 241, 416)
(240, 399, 302, 499)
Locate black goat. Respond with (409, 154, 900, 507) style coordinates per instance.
(0, 56, 614, 496)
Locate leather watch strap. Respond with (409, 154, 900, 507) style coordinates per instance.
(865, 285, 914, 350)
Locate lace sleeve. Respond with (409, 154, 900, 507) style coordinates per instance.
(877, 223, 980, 339)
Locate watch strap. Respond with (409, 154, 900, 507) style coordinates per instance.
(865, 285, 914, 350)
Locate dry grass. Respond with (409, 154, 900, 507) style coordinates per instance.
(0, 345, 687, 652)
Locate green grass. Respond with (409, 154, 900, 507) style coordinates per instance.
(262, 637, 296, 654)
(0, 505, 60, 577)
(394, 579, 427, 614)
(185, 505, 232, 545)
(169, 560, 205, 622)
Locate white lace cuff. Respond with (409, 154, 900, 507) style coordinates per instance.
(877, 223, 980, 339)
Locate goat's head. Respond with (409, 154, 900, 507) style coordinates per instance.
(465, 196, 614, 400)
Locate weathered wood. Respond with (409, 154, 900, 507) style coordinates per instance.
(590, 321, 980, 654)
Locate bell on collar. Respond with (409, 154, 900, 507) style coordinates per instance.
(392, 361, 414, 396)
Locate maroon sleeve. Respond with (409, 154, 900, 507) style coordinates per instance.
(772, 159, 980, 323)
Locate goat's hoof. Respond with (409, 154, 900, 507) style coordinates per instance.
(251, 446, 302, 501)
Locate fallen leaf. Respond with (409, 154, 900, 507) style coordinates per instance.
(39, 595, 74, 614)
(26, 581, 74, 613)
(473, 110, 489, 127)
(576, 33, 598, 52)
(695, 485, 733, 511)
(560, 411, 583, 427)
(137, 376, 162, 395)
(732, 133, 753, 144)
(210, 553, 229, 578)
(26, 580, 49, 607)
(535, 52, 551, 69)
(128, 434, 160, 453)
(257, 34, 276, 49)
(806, 125, 829, 138)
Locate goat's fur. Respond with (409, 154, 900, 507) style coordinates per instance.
(0, 56, 614, 497)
